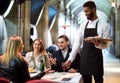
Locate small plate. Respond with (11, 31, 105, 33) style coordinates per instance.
(29, 68, 37, 73)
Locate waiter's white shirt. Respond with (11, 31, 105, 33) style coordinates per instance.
(68, 18, 110, 62)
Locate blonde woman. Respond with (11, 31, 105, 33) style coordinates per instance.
(0, 36, 50, 83)
(25, 39, 51, 72)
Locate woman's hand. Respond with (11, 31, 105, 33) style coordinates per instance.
(49, 57, 57, 65)
(44, 68, 51, 74)
(44, 68, 55, 74)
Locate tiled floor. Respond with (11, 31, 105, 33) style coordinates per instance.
(103, 50, 120, 83)
(103, 50, 120, 63)
(80, 50, 120, 83)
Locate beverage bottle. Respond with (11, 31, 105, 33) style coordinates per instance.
(39, 59, 44, 72)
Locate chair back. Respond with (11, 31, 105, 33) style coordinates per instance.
(26, 79, 57, 83)
(0, 77, 11, 83)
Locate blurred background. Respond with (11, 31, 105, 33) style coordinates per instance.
(0, 0, 120, 83)
(0, 0, 120, 58)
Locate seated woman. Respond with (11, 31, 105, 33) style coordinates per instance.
(0, 36, 50, 83)
(25, 39, 51, 72)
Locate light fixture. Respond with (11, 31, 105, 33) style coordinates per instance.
(112, 1, 116, 8)
(111, 0, 119, 9)
(62, 25, 70, 29)
(59, 0, 64, 5)
(61, 25, 70, 34)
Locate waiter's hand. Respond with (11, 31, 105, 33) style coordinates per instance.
(63, 60, 72, 68)
(68, 68, 77, 73)
(91, 37, 99, 46)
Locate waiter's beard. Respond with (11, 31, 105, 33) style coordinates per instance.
(87, 12, 94, 20)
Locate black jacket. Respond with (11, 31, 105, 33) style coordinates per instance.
(51, 48, 80, 72)
(0, 58, 45, 83)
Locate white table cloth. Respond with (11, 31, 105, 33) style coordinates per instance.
(41, 72, 82, 83)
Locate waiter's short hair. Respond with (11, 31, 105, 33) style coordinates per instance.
(83, 1, 96, 9)
(58, 35, 69, 41)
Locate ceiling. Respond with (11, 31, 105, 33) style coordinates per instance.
(0, 0, 119, 25)
(0, 0, 10, 15)
(50, 0, 120, 24)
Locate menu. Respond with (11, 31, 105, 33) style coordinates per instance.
(41, 72, 80, 81)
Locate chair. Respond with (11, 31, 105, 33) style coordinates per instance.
(0, 77, 11, 83)
(26, 79, 57, 83)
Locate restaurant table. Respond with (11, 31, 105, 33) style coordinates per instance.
(41, 72, 82, 83)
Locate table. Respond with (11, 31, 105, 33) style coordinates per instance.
(41, 72, 82, 83)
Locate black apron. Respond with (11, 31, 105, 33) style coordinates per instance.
(80, 21, 103, 76)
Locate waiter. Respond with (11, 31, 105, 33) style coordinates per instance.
(64, 1, 110, 83)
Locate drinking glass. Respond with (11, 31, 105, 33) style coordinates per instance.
(61, 62, 67, 74)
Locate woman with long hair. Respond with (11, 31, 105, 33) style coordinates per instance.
(0, 36, 50, 83)
(25, 39, 51, 72)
